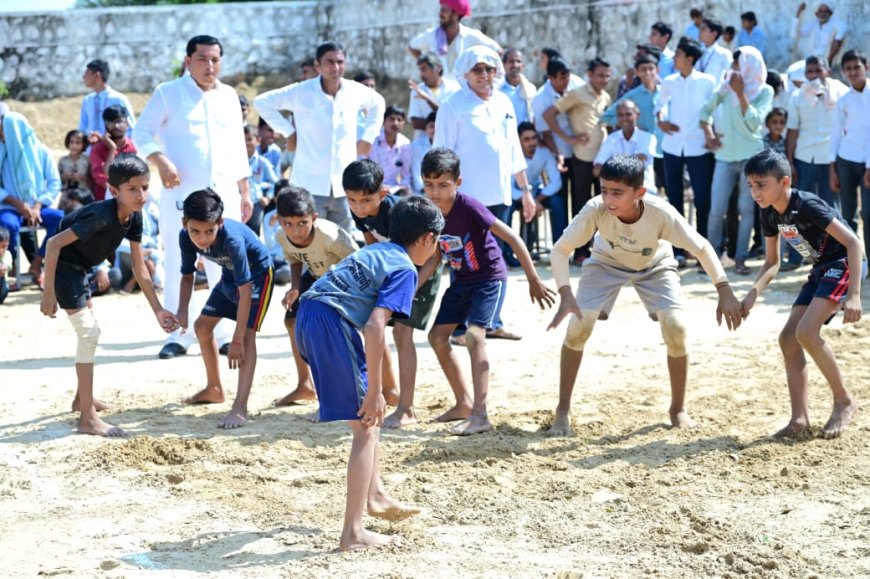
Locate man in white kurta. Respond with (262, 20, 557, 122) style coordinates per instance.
(133, 35, 252, 359)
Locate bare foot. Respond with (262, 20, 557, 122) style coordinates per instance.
(183, 386, 225, 405)
(368, 493, 421, 522)
(820, 400, 858, 439)
(272, 384, 317, 406)
(306, 408, 321, 423)
(339, 529, 394, 552)
(78, 414, 126, 437)
(383, 407, 418, 429)
(773, 417, 810, 439)
(547, 410, 574, 437)
(72, 398, 110, 412)
(433, 403, 471, 423)
(220, 409, 247, 429)
(670, 410, 699, 429)
(446, 414, 491, 436)
(384, 386, 400, 407)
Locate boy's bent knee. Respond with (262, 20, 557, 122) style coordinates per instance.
(69, 308, 100, 363)
(658, 309, 687, 358)
(563, 310, 598, 352)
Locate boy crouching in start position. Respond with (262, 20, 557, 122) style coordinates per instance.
(741, 149, 864, 439)
(177, 189, 274, 429)
(295, 196, 443, 550)
(547, 155, 743, 436)
(40, 155, 177, 437)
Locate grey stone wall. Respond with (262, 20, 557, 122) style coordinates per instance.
(1, 0, 868, 100)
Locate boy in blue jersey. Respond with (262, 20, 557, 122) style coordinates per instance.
(177, 189, 274, 429)
(296, 195, 444, 551)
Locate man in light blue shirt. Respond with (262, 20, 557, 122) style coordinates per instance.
(79, 60, 136, 140)
(500, 49, 536, 125)
(684, 8, 703, 41)
(512, 121, 566, 246)
(736, 11, 767, 56)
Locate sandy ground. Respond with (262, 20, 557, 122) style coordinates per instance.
(1, 259, 869, 578)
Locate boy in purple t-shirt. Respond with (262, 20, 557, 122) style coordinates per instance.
(423, 148, 556, 435)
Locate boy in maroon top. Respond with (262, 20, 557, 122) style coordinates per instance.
(90, 105, 137, 200)
(424, 148, 555, 435)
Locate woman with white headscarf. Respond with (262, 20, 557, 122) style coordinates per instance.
(699, 46, 773, 276)
(433, 44, 535, 338)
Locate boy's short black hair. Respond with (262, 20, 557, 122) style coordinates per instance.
(64, 188, 95, 212)
(765, 107, 788, 124)
(689, 7, 703, 18)
(702, 18, 724, 39)
(317, 41, 345, 62)
(183, 188, 224, 222)
(588, 57, 610, 73)
(342, 159, 383, 195)
(64, 129, 86, 149)
(417, 52, 444, 73)
(841, 49, 867, 68)
(651, 21, 673, 41)
(354, 70, 375, 84)
(636, 43, 662, 62)
(677, 37, 704, 65)
(541, 47, 562, 62)
(547, 56, 570, 78)
(517, 121, 536, 136)
(805, 55, 830, 69)
(744, 149, 791, 181)
(421, 147, 460, 181)
(425, 111, 437, 125)
(388, 196, 445, 248)
(0, 225, 10, 244)
(86, 59, 110, 82)
(724, 25, 736, 37)
(635, 54, 659, 68)
(276, 184, 316, 217)
(186, 35, 223, 57)
(599, 155, 645, 189)
(766, 70, 784, 93)
(107, 154, 149, 188)
(257, 117, 272, 129)
(243, 124, 258, 137)
(384, 104, 406, 120)
(502, 47, 522, 63)
(740, 11, 757, 24)
(301, 57, 315, 68)
(102, 104, 128, 122)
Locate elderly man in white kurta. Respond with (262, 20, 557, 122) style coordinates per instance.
(133, 35, 253, 360)
(253, 41, 385, 232)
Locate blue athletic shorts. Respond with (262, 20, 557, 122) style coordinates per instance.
(201, 268, 274, 331)
(296, 299, 367, 422)
(432, 279, 507, 330)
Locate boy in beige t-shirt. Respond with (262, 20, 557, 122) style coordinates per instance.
(272, 184, 357, 407)
(546, 155, 743, 436)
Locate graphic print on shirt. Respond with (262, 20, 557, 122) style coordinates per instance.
(778, 224, 820, 260)
(439, 233, 479, 272)
(605, 235, 654, 257)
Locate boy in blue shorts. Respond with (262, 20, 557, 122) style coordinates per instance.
(345, 159, 443, 428)
(271, 184, 357, 408)
(176, 189, 274, 429)
(296, 195, 443, 550)
(40, 155, 177, 437)
(741, 149, 865, 439)
(423, 148, 556, 436)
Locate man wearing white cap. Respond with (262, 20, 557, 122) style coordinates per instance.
(794, 2, 848, 65)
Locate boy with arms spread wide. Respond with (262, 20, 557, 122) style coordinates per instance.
(547, 155, 743, 436)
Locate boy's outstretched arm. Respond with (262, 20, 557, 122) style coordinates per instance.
(40, 230, 80, 318)
(130, 241, 177, 333)
(825, 219, 864, 323)
(177, 273, 195, 331)
(282, 262, 304, 310)
(361, 307, 392, 427)
(490, 220, 556, 309)
(548, 286, 582, 331)
(741, 235, 781, 320)
(228, 282, 253, 370)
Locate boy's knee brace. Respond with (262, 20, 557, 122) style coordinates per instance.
(69, 308, 101, 363)
(563, 310, 599, 352)
(657, 308, 687, 358)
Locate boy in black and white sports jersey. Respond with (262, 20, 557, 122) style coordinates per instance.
(741, 150, 865, 440)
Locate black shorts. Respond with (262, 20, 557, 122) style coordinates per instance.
(794, 258, 857, 308)
(284, 270, 317, 320)
(55, 265, 90, 310)
(202, 269, 274, 332)
(389, 263, 442, 331)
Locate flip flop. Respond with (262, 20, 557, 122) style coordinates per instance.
(486, 328, 522, 340)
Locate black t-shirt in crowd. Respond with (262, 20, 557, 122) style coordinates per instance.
(351, 194, 401, 242)
(760, 188, 848, 265)
(57, 198, 143, 271)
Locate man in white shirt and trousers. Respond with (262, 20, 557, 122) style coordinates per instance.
(133, 35, 253, 360)
(254, 41, 385, 233)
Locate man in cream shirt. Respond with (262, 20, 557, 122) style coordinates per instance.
(254, 41, 385, 232)
(133, 35, 253, 359)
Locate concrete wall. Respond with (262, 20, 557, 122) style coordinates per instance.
(1, 0, 868, 100)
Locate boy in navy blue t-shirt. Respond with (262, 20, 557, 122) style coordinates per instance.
(742, 150, 865, 439)
(177, 189, 274, 429)
(423, 148, 556, 436)
(296, 195, 443, 551)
